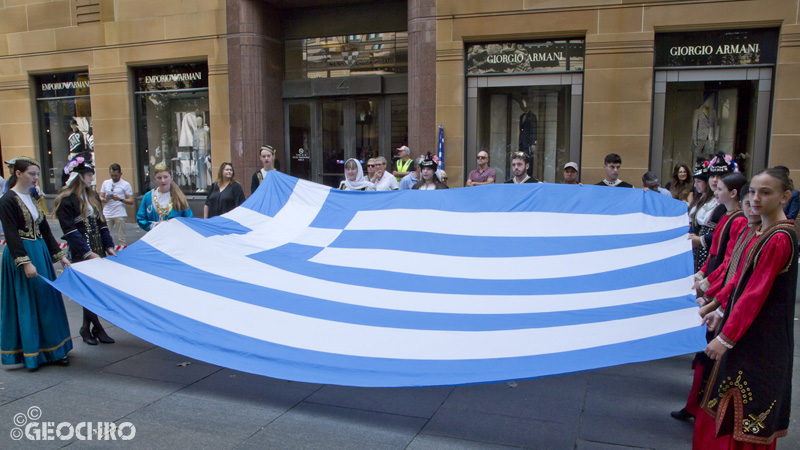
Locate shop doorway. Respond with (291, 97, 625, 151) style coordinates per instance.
(285, 95, 407, 187)
(467, 74, 583, 183)
(651, 68, 773, 181)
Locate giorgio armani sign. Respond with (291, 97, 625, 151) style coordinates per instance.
(466, 39, 584, 75)
(655, 28, 778, 68)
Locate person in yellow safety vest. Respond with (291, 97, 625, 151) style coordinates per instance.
(393, 146, 415, 182)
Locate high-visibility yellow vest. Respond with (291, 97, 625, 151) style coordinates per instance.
(395, 158, 412, 181)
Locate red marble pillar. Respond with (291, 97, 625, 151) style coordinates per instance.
(407, 0, 437, 158)
(226, 0, 284, 195)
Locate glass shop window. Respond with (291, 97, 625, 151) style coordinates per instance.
(35, 72, 92, 193)
(133, 62, 211, 195)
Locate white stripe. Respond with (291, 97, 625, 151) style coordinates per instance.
(72, 259, 701, 360)
(309, 236, 691, 280)
(291, 227, 342, 247)
(145, 180, 331, 254)
(126, 221, 693, 315)
(346, 210, 687, 237)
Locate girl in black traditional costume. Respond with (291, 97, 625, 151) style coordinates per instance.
(54, 158, 117, 345)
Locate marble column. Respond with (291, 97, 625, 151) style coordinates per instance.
(226, 0, 284, 195)
(407, 0, 437, 157)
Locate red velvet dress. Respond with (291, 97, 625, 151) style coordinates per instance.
(682, 212, 749, 416)
(693, 221, 796, 449)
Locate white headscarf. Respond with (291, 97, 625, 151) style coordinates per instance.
(343, 158, 374, 191)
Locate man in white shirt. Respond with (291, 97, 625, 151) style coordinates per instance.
(370, 156, 399, 191)
(99, 164, 134, 246)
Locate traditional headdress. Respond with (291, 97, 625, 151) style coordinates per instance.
(693, 157, 710, 181)
(9, 156, 40, 168)
(419, 152, 439, 171)
(63, 156, 94, 186)
(707, 152, 737, 175)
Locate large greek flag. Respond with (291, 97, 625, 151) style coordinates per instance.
(50, 171, 704, 387)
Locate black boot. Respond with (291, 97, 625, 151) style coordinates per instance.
(80, 327, 97, 345)
(92, 324, 115, 344)
(670, 408, 694, 421)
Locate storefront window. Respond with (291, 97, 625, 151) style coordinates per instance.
(133, 62, 210, 195)
(466, 38, 584, 184)
(285, 32, 408, 80)
(660, 81, 759, 181)
(652, 29, 778, 181)
(476, 86, 572, 183)
(35, 72, 92, 193)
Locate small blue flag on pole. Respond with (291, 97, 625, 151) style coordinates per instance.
(436, 125, 445, 170)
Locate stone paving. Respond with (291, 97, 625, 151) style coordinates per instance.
(0, 221, 798, 449)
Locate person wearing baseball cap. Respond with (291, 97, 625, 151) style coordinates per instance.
(563, 162, 580, 185)
(392, 145, 415, 182)
(3, 158, 16, 193)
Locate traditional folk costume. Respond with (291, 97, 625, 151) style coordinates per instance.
(691, 199, 722, 272)
(251, 145, 277, 195)
(56, 193, 115, 263)
(694, 220, 796, 449)
(0, 185, 71, 368)
(251, 168, 271, 195)
(136, 188, 194, 231)
(55, 159, 117, 345)
(675, 153, 741, 422)
(411, 153, 449, 190)
(680, 209, 747, 417)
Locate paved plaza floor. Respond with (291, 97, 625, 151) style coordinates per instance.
(0, 221, 798, 449)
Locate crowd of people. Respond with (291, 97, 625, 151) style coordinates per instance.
(0, 144, 797, 449)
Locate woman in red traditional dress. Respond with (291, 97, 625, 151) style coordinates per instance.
(693, 168, 796, 450)
(673, 172, 748, 421)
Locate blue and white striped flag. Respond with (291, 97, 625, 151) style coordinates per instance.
(436, 124, 445, 170)
(50, 171, 703, 387)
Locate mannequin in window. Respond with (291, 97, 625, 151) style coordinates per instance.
(193, 116, 210, 193)
(517, 98, 537, 177)
(67, 119, 87, 158)
(691, 93, 718, 159)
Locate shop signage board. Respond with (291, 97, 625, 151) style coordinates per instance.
(466, 39, 584, 75)
(655, 28, 778, 68)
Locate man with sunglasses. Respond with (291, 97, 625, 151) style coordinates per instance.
(466, 150, 496, 187)
(504, 152, 538, 184)
(366, 158, 377, 181)
(370, 156, 399, 191)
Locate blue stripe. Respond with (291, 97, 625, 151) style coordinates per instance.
(308, 177, 687, 229)
(47, 269, 706, 387)
(239, 171, 301, 217)
(330, 227, 688, 257)
(249, 244, 694, 296)
(106, 242, 696, 331)
(174, 216, 252, 237)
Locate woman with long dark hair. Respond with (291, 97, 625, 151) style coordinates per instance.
(54, 157, 117, 345)
(204, 162, 245, 218)
(665, 163, 693, 203)
(0, 157, 72, 369)
(136, 162, 193, 231)
(412, 153, 449, 190)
